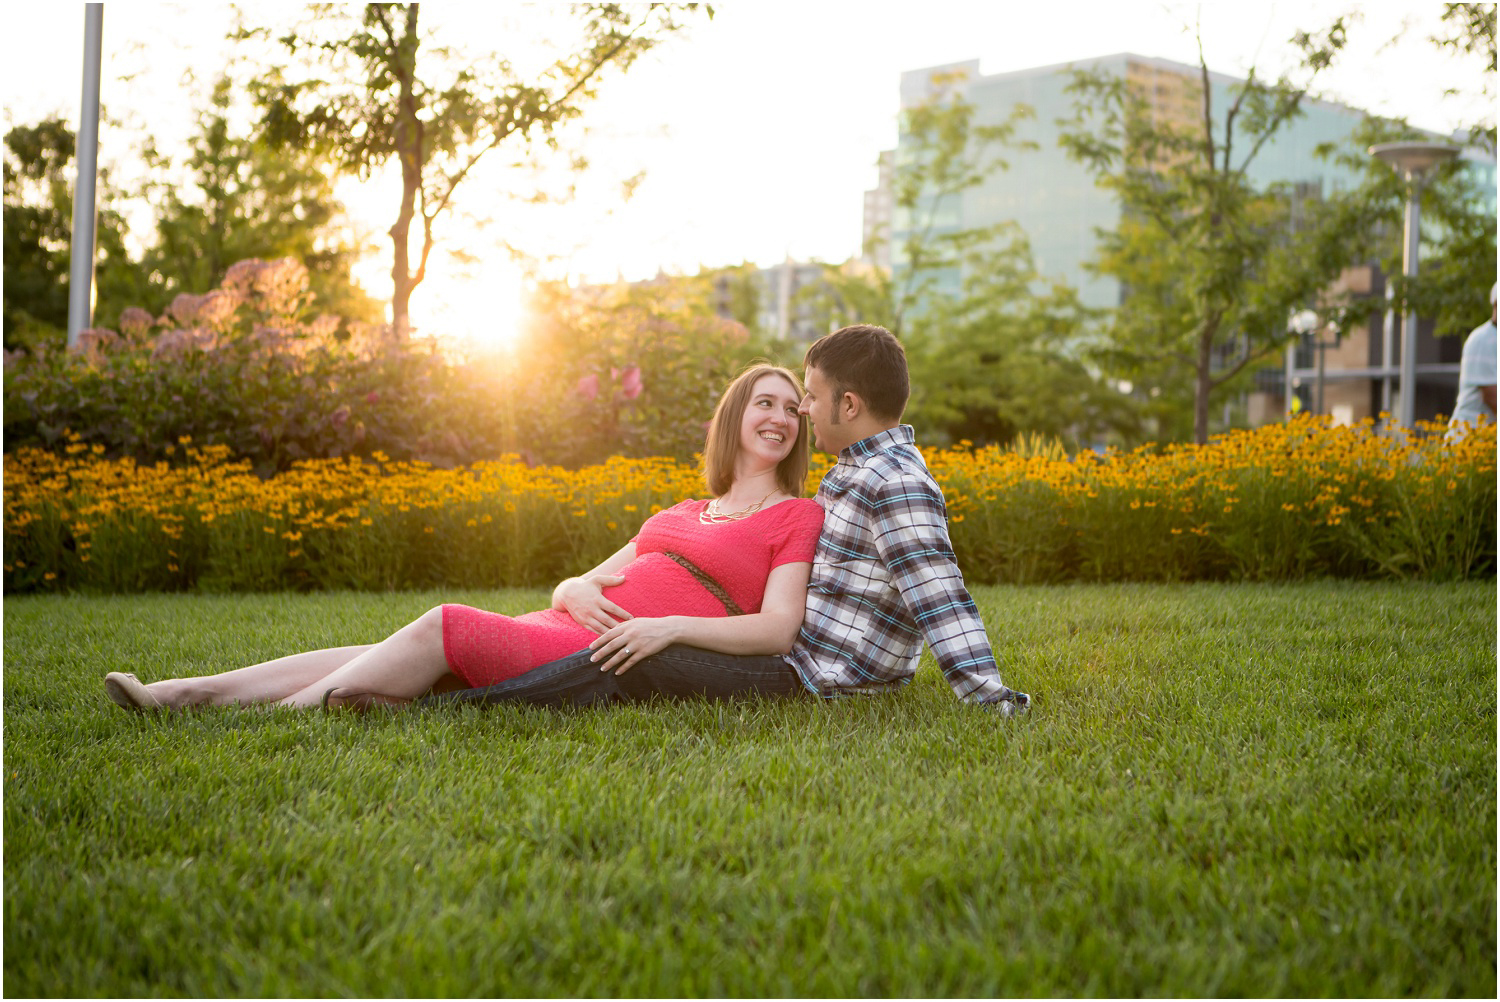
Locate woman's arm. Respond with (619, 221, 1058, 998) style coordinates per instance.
(552, 541, 638, 635)
(587, 560, 811, 675)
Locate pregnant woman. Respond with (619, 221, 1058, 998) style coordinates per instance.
(104, 364, 823, 711)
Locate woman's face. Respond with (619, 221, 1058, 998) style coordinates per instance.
(737, 374, 802, 470)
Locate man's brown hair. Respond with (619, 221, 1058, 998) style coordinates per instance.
(803, 324, 909, 421)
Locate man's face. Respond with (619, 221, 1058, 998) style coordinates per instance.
(798, 365, 847, 454)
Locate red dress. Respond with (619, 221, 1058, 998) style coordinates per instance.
(442, 498, 825, 687)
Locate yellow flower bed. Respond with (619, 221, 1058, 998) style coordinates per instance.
(4, 416, 1493, 593)
(933, 415, 1496, 582)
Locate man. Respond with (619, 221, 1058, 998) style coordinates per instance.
(440, 325, 1029, 713)
(1448, 283, 1497, 440)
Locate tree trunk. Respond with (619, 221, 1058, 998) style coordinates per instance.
(389, 162, 418, 338)
(385, 5, 422, 339)
(1194, 323, 1214, 445)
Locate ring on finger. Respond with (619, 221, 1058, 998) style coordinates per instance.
(623, 646, 632, 656)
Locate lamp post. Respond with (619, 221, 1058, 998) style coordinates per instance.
(1288, 309, 1318, 415)
(1368, 141, 1461, 430)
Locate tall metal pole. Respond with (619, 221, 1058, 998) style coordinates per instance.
(1368, 141, 1461, 431)
(1397, 184, 1421, 430)
(66, 4, 104, 351)
(1380, 281, 1394, 419)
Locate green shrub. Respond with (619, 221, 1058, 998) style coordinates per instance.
(3, 260, 762, 474)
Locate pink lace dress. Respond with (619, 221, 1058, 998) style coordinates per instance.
(441, 498, 824, 687)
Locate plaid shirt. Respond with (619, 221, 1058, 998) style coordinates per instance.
(787, 425, 1025, 706)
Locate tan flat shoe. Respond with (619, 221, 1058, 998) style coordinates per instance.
(321, 687, 413, 713)
(104, 672, 162, 712)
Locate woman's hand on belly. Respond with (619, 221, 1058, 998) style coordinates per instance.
(553, 574, 634, 634)
(588, 616, 683, 676)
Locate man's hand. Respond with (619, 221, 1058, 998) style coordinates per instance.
(588, 617, 682, 675)
(553, 575, 633, 634)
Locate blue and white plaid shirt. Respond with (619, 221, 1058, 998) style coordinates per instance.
(787, 425, 1027, 708)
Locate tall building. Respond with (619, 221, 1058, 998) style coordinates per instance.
(861, 150, 894, 272)
(888, 54, 1373, 311)
(710, 259, 829, 342)
(882, 53, 1495, 428)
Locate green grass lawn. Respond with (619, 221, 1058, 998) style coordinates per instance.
(4, 582, 1495, 997)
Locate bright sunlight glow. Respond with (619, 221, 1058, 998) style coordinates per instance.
(340, 176, 531, 352)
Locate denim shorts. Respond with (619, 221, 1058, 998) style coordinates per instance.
(428, 644, 808, 709)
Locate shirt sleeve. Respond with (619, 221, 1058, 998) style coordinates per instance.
(867, 471, 1016, 704)
(1460, 326, 1498, 388)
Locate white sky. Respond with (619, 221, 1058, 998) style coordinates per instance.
(2, 1, 1492, 345)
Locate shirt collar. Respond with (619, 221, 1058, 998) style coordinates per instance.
(839, 424, 915, 464)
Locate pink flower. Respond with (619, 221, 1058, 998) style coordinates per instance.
(576, 374, 600, 400)
(118, 307, 155, 338)
(366, 391, 380, 404)
(618, 365, 643, 400)
(168, 293, 205, 327)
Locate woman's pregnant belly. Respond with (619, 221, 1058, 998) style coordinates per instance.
(601, 551, 729, 620)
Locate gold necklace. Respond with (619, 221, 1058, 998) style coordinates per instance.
(699, 489, 779, 524)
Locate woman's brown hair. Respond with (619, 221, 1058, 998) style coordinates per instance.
(702, 364, 810, 497)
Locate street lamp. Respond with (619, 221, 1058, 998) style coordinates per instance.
(1368, 141, 1461, 430)
(1287, 309, 1342, 417)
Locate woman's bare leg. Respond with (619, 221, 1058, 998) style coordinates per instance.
(279, 606, 456, 708)
(146, 645, 376, 708)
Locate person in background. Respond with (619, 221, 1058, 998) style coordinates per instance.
(1448, 282, 1497, 440)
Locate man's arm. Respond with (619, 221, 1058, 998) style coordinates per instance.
(868, 474, 1026, 707)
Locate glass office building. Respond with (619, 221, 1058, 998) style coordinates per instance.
(868, 53, 1496, 428)
(878, 54, 1374, 311)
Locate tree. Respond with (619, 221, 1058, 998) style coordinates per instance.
(1059, 20, 1386, 444)
(3, 118, 149, 349)
(1413, 3, 1499, 333)
(244, 3, 710, 333)
(1332, 117, 1499, 342)
(901, 225, 1140, 449)
(139, 75, 381, 326)
(1433, 2, 1497, 151)
(825, 87, 1137, 448)
(886, 77, 1036, 337)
